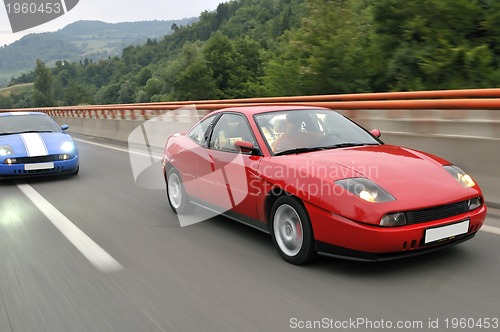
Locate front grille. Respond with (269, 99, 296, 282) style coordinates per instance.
(405, 201, 469, 224)
(13, 155, 63, 164)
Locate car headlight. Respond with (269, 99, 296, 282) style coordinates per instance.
(0, 145, 14, 156)
(335, 178, 395, 203)
(444, 165, 475, 188)
(60, 141, 75, 153)
(380, 212, 407, 226)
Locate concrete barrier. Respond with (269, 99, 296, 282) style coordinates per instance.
(54, 116, 196, 146)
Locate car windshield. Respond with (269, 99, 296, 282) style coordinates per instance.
(0, 114, 61, 135)
(254, 109, 380, 155)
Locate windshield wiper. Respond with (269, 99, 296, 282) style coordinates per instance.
(322, 142, 378, 149)
(274, 147, 325, 156)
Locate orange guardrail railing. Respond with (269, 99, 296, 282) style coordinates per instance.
(2, 88, 500, 120)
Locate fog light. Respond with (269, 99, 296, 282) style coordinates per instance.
(380, 212, 407, 226)
(5, 158, 17, 165)
(468, 197, 481, 211)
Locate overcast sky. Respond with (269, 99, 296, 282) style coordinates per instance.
(1, 0, 223, 46)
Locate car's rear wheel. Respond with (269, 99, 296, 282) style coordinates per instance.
(270, 195, 316, 265)
(166, 168, 194, 214)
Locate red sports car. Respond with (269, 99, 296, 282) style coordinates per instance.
(162, 106, 486, 264)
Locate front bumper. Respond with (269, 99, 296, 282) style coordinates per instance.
(0, 156, 79, 178)
(307, 202, 487, 261)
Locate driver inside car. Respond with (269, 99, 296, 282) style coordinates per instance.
(272, 112, 323, 153)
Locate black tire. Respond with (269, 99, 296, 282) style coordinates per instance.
(71, 165, 79, 176)
(270, 195, 316, 265)
(166, 168, 194, 214)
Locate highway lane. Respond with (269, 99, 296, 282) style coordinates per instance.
(0, 134, 499, 332)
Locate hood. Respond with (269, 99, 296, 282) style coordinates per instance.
(301, 144, 480, 208)
(0, 132, 75, 157)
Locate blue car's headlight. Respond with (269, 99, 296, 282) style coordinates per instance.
(335, 178, 395, 203)
(0, 145, 14, 156)
(444, 165, 475, 188)
(60, 141, 75, 153)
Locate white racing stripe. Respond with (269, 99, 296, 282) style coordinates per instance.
(20, 133, 48, 157)
(17, 183, 123, 273)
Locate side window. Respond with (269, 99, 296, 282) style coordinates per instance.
(187, 114, 217, 146)
(209, 113, 254, 153)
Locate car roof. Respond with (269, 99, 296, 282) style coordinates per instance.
(0, 111, 47, 117)
(209, 105, 331, 116)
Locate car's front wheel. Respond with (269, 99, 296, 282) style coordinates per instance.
(270, 195, 316, 265)
(166, 168, 194, 214)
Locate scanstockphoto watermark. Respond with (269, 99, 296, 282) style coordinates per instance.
(290, 317, 424, 330)
(3, 0, 79, 33)
(289, 317, 500, 330)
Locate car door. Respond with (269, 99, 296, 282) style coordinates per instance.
(175, 113, 218, 200)
(204, 113, 263, 221)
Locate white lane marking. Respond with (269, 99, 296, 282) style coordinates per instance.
(17, 183, 123, 272)
(73, 138, 162, 160)
(481, 225, 500, 236)
(20, 133, 48, 157)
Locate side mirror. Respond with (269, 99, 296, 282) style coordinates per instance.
(370, 129, 381, 138)
(234, 140, 261, 155)
(61, 124, 69, 131)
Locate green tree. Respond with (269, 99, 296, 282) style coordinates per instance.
(0, 94, 12, 108)
(204, 32, 237, 98)
(118, 80, 136, 104)
(33, 59, 54, 106)
(144, 77, 164, 100)
(161, 42, 217, 101)
(263, 0, 371, 95)
(371, 0, 500, 90)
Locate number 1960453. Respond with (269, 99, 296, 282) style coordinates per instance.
(5, 2, 63, 14)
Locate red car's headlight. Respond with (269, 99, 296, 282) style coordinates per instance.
(444, 165, 476, 188)
(335, 178, 395, 203)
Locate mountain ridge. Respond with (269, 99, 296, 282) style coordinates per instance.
(0, 18, 197, 86)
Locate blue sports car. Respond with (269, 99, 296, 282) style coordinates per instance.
(0, 112, 79, 178)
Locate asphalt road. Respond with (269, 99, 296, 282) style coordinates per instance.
(1, 135, 499, 332)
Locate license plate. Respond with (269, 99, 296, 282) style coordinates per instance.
(425, 219, 470, 244)
(24, 162, 54, 171)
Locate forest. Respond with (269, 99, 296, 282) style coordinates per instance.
(1, 0, 500, 109)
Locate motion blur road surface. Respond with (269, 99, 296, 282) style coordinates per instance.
(1, 135, 499, 332)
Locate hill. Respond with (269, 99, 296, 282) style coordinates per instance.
(0, 18, 197, 86)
